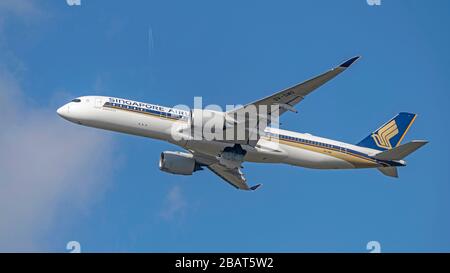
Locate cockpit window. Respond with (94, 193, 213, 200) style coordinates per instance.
(71, 99, 81, 103)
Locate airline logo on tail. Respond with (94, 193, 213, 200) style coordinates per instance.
(357, 112, 417, 151)
(371, 120, 399, 149)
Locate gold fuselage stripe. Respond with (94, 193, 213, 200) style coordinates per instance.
(103, 104, 189, 123)
(264, 136, 379, 168)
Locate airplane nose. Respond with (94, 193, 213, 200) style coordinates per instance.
(56, 105, 67, 117)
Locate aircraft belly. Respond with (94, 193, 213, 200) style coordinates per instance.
(183, 140, 286, 164)
(184, 140, 230, 157)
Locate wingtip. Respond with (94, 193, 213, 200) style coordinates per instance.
(339, 56, 361, 68)
(250, 184, 262, 191)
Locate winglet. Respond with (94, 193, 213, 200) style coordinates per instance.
(339, 56, 361, 68)
(250, 184, 262, 191)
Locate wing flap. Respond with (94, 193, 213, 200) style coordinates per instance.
(207, 164, 261, 191)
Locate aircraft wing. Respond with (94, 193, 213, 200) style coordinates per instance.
(208, 164, 261, 191)
(191, 151, 261, 191)
(225, 56, 360, 140)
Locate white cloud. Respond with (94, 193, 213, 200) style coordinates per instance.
(0, 0, 43, 76)
(160, 185, 187, 221)
(0, 3, 119, 251)
(0, 0, 41, 33)
(0, 0, 42, 18)
(0, 70, 117, 251)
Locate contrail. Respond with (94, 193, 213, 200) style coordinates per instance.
(148, 26, 154, 59)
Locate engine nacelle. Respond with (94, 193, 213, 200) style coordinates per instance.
(159, 151, 202, 175)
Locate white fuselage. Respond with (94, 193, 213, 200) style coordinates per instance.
(57, 96, 386, 170)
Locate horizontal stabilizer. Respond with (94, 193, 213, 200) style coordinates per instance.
(373, 140, 428, 161)
(377, 167, 398, 178)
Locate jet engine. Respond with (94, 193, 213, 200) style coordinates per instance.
(159, 151, 203, 175)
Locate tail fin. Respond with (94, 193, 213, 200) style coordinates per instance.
(357, 112, 417, 151)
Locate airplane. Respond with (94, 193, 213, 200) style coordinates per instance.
(56, 56, 427, 191)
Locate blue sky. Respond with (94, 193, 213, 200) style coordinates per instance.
(0, 0, 449, 252)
